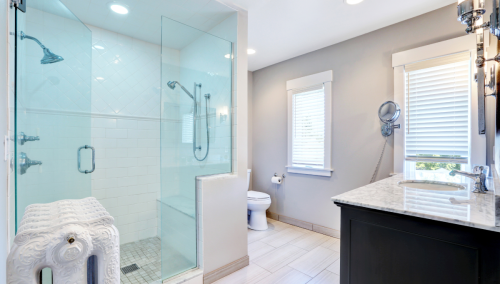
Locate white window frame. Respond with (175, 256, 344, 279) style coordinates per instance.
(286, 70, 334, 177)
(392, 34, 486, 173)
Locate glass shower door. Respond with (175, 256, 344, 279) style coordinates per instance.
(160, 17, 233, 279)
(14, 0, 93, 232)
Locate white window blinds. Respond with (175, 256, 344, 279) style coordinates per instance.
(404, 52, 470, 163)
(291, 84, 325, 168)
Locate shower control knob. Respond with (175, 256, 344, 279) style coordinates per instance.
(18, 132, 40, 145)
(19, 152, 42, 175)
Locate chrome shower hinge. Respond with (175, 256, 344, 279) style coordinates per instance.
(11, 0, 26, 12)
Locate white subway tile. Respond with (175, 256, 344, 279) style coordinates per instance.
(138, 157, 157, 166)
(106, 168, 128, 178)
(106, 148, 128, 158)
(147, 183, 160, 193)
(106, 129, 128, 139)
(91, 128, 106, 138)
(108, 205, 129, 217)
(106, 187, 128, 198)
(115, 157, 138, 168)
(116, 139, 137, 148)
(92, 117, 116, 128)
(137, 139, 156, 148)
(147, 148, 159, 157)
(127, 147, 148, 158)
(128, 166, 147, 176)
(93, 138, 117, 148)
(116, 119, 137, 129)
(92, 189, 106, 199)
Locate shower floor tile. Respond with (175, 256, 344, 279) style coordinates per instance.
(120, 237, 162, 284)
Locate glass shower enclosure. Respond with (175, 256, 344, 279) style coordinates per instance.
(160, 17, 233, 279)
(13, 0, 234, 282)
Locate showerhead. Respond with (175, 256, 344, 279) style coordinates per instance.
(41, 48, 64, 64)
(20, 32, 64, 65)
(167, 81, 177, 90)
(167, 81, 194, 100)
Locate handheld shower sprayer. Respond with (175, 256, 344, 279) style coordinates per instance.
(167, 80, 210, 161)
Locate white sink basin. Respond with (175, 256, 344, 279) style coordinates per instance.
(398, 180, 465, 191)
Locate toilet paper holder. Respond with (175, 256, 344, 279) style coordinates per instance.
(274, 173, 286, 179)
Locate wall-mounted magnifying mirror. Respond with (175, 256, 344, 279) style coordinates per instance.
(378, 101, 401, 137)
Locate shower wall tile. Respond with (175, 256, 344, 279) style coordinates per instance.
(87, 24, 161, 118)
(87, 25, 168, 244)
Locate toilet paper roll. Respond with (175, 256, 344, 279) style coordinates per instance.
(271, 176, 282, 184)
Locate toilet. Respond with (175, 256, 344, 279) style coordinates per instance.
(247, 169, 271, 230)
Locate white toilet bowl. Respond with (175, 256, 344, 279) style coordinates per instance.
(247, 169, 272, 230)
(247, 191, 271, 230)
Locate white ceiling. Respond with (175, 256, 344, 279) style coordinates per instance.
(60, 0, 235, 49)
(56, 0, 457, 71)
(243, 0, 458, 71)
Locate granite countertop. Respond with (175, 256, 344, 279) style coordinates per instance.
(332, 170, 500, 233)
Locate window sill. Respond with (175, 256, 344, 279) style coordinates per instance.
(286, 166, 334, 177)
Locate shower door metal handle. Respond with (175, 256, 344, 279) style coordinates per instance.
(78, 145, 95, 174)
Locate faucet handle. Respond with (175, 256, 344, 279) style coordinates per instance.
(473, 165, 484, 174)
(472, 165, 489, 192)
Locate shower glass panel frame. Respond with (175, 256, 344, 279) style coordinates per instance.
(14, 0, 93, 231)
(160, 17, 233, 280)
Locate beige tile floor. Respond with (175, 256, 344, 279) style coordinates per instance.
(215, 218, 341, 284)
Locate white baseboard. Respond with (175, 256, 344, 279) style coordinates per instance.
(267, 211, 340, 239)
(203, 255, 249, 284)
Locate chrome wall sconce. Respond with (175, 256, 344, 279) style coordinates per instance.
(220, 113, 227, 123)
(457, 0, 500, 134)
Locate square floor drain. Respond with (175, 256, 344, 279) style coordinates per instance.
(121, 264, 140, 274)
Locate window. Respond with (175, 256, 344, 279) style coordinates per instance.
(292, 85, 325, 168)
(287, 71, 333, 176)
(182, 113, 193, 143)
(405, 52, 470, 169)
(392, 35, 486, 174)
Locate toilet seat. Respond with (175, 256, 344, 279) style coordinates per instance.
(247, 191, 270, 201)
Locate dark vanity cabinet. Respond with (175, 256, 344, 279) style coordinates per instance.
(335, 203, 500, 284)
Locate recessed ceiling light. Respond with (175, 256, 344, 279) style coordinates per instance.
(110, 4, 129, 14)
(247, 49, 256, 55)
(345, 0, 364, 4)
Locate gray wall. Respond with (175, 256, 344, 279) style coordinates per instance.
(248, 71, 253, 190)
(251, 4, 469, 230)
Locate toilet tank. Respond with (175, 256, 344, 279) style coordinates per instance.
(247, 169, 252, 190)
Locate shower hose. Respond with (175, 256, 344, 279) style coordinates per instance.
(194, 94, 210, 161)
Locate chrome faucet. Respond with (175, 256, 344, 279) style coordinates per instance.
(449, 166, 488, 194)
